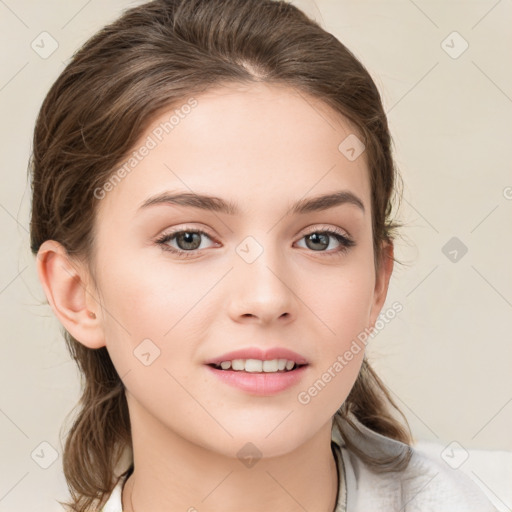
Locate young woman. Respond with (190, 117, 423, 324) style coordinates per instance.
(29, 0, 498, 510)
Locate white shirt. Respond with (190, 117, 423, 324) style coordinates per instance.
(101, 415, 498, 511)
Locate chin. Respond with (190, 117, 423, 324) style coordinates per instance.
(225, 421, 317, 458)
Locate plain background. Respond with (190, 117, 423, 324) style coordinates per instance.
(0, 0, 511, 510)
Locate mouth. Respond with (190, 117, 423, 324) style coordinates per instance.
(204, 348, 309, 395)
(207, 359, 309, 373)
(205, 360, 309, 395)
(205, 347, 308, 368)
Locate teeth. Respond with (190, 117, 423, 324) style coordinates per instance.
(232, 359, 244, 371)
(215, 358, 299, 372)
(262, 360, 278, 372)
(245, 359, 262, 372)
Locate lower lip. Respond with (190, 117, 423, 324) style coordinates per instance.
(205, 365, 308, 396)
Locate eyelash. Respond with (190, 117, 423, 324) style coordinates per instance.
(155, 225, 355, 259)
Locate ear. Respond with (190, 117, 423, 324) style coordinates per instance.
(368, 240, 394, 329)
(36, 240, 105, 349)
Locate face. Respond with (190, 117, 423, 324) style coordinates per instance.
(86, 82, 391, 457)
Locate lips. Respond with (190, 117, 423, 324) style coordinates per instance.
(206, 363, 308, 395)
(204, 347, 309, 367)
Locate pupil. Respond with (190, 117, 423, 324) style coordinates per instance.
(178, 232, 200, 250)
(306, 233, 328, 251)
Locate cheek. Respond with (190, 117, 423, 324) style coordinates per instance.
(294, 289, 369, 427)
(293, 259, 374, 410)
(98, 250, 216, 335)
(95, 255, 213, 431)
(300, 258, 376, 345)
(315, 278, 373, 328)
(95, 252, 208, 373)
(96, 250, 235, 412)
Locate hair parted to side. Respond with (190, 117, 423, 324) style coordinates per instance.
(29, 0, 411, 510)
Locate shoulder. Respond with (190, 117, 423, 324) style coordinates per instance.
(332, 415, 499, 511)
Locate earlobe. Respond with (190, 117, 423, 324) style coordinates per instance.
(36, 240, 105, 349)
(369, 241, 394, 329)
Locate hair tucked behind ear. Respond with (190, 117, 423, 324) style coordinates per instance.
(29, 0, 411, 509)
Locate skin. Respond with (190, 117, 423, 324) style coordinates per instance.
(37, 82, 393, 512)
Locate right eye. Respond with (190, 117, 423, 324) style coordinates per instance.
(155, 229, 218, 258)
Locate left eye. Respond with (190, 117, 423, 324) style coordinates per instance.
(295, 230, 354, 252)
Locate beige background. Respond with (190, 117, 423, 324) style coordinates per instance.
(1, 0, 511, 510)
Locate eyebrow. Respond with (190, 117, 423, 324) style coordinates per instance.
(138, 190, 365, 215)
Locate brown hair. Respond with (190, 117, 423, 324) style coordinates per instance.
(29, 0, 411, 510)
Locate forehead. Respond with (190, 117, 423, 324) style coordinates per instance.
(96, 82, 371, 220)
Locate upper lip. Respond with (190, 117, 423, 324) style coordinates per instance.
(205, 347, 309, 366)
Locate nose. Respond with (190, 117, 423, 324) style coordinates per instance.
(227, 242, 297, 325)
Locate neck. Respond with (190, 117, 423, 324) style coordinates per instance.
(121, 398, 340, 512)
